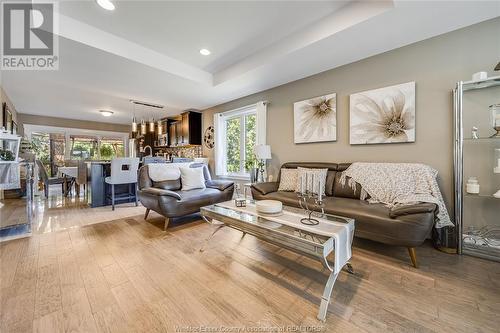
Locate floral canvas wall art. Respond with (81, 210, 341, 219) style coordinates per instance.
(349, 82, 415, 144)
(294, 93, 337, 144)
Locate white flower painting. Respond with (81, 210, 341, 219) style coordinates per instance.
(349, 82, 415, 144)
(294, 93, 337, 144)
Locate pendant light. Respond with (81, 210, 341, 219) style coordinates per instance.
(157, 119, 163, 135)
(140, 119, 147, 135)
(131, 116, 137, 132)
(131, 103, 137, 132)
(149, 117, 155, 132)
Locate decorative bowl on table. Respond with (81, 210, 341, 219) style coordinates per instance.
(256, 200, 283, 215)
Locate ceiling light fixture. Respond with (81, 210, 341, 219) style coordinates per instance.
(129, 99, 164, 109)
(99, 110, 114, 117)
(96, 0, 115, 11)
(199, 49, 211, 56)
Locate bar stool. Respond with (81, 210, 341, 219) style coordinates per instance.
(105, 157, 140, 210)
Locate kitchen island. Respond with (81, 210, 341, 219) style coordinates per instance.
(88, 159, 198, 208)
(88, 161, 137, 208)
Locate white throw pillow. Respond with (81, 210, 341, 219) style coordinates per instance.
(296, 167, 328, 196)
(147, 164, 181, 182)
(179, 167, 206, 191)
(278, 168, 298, 192)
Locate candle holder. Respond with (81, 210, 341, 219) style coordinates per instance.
(297, 190, 325, 226)
(490, 104, 500, 137)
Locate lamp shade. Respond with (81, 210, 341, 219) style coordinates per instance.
(254, 144, 271, 160)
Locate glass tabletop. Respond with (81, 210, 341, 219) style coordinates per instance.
(201, 200, 354, 245)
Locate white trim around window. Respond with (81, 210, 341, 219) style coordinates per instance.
(214, 101, 267, 178)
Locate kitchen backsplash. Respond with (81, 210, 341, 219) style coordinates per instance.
(156, 145, 203, 159)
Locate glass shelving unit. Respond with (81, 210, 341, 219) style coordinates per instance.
(454, 76, 500, 261)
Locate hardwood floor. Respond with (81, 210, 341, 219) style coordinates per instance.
(1, 212, 500, 332)
(0, 184, 145, 235)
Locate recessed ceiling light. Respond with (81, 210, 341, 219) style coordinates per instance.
(99, 110, 114, 117)
(199, 49, 211, 56)
(96, 0, 115, 11)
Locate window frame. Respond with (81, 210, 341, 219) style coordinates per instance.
(222, 107, 256, 178)
(23, 124, 129, 161)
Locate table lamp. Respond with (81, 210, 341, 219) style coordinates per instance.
(254, 145, 271, 182)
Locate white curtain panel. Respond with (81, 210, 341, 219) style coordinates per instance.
(256, 101, 267, 146)
(214, 112, 225, 177)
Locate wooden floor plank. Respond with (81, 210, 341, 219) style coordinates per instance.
(1, 213, 499, 333)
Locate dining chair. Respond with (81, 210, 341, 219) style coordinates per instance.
(63, 160, 88, 196)
(36, 160, 66, 198)
(104, 157, 140, 210)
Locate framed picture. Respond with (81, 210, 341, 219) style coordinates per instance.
(294, 93, 337, 144)
(1, 102, 6, 129)
(349, 81, 415, 144)
(2, 103, 13, 133)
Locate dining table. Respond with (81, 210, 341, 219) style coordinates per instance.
(57, 166, 78, 196)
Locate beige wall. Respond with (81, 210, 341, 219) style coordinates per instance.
(1, 86, 20, 134)
(202, 18, 500, 215)
(18, 113, 130, 133)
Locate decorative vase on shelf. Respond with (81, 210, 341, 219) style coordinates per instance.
(472, 71, 488, 81)
(490, 104, 500, 137)
(466, 177, 480, 194)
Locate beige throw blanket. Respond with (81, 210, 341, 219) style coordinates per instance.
(339, 163, 453, 228)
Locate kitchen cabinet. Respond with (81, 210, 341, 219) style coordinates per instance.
(167, 111, 202, 147)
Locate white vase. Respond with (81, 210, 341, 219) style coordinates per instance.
(466, 177, 480, 194)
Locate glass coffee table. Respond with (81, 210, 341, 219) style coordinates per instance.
(200, 200, 355, 322)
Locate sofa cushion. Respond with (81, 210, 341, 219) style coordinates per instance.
(140, 187, 182, 200)
(278, 162, 337, 196)
(148, 164, 181, 182)
(206, 180, 234, 191)
(178, 187, 222, 202)
(262, 191, 300, 207)
(296, 167, 328, 195)
(153, 179, 181, 191)
(332, 173, 364, 199)
(252, 182, 279, 195)
(278, 168, 298, 192)
(180, 167, 206, 191)
(322, 197, 433, 246)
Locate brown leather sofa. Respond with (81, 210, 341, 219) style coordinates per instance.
(138, 164, 234, 229)
(251, 162, 438, 267)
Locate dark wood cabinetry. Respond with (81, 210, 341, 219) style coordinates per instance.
(166, 111, 201, 147)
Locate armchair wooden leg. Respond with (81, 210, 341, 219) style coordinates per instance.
(408, 247, 418, 268)
(164, 218, 170, 231)
(144, 208, 150, 220)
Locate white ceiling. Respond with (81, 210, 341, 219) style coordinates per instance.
(58, 0, 350, 72)
(1, 0, 499, 125)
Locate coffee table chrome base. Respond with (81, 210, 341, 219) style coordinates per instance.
(318, 271, 339, 321)
(199, 216, 225, 252)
